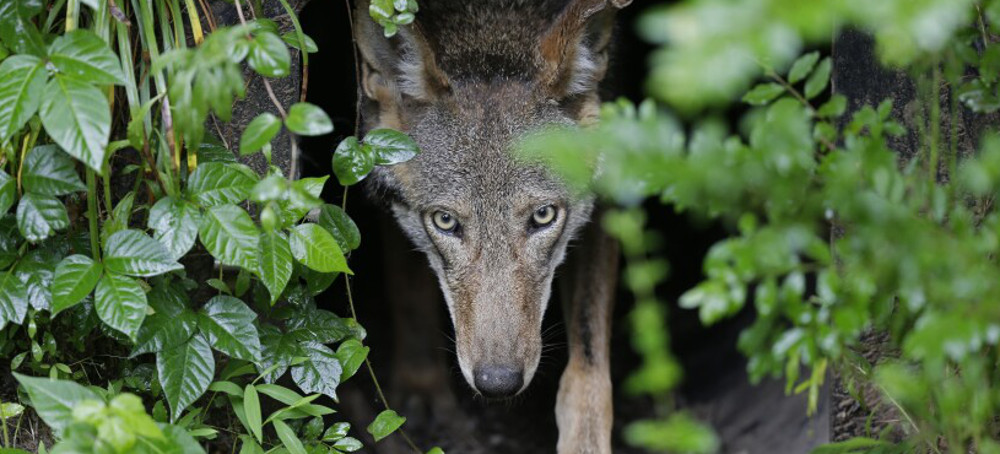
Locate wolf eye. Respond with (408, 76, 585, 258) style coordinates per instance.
(432, 211, 459, 233)
(531, 205, 557, 228)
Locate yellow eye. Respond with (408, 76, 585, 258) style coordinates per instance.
(432, 211, 458, 232)
(532, 205, 557, 227)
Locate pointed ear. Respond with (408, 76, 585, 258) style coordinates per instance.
(355, 0, 450, 127)
(536, 0, 630, 100)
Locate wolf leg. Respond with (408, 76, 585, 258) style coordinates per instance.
(556, 218, 619, 454)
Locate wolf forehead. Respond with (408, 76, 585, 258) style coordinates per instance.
(375, 85, 576, 210)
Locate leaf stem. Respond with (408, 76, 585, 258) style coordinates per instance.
(87, 170, 102, 261)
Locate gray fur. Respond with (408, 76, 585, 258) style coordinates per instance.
(356, 0, 618, 395)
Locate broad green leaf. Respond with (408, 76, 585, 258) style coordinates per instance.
(367, 409, 406, 442)
(131, 310, 198, 357)
(287, 307, 352, 344)
(258, 327, 302, 383)
(239, 113, 282, 156)
(13, 373, 101, 437)
(290, 341, 341, 401)
(804, 57, 832, 100)
(158, 333, 215, 422)
(248, 32, 291, 78)
(285, 102, 333, 136)
(0, 216, 19, 269)
(280, 32, 318, 53)
(742, 83, 785, 106)
(272, 419, 307, 454)
(187, 163, 258, 207)
(103, 230, 183, 277)
(0, 2, 46, 57)
(0, 55, 46, 142)
(95, 273, 147, 339)
(39, 75, 110, 173)
(259, 230, 293, 304)
(280, 176, 327, 226)
(47, 30, 125, 85)
(239, 435, 265, 454)
(102, 191, 135, 242)
(0, 269, 27, 326)
(817, 94, 848, 118)
(51, 255, 102, 315)
(364, 128, 420, 165)
(199, 205, 260, 270)
(335, 339, 369, 382)
(0, 170, 14, 215)
(288, 224, 351, 274)
(255, 384, 304, 405)
(13, 248, 56, 312)
(317, 204, 361, 251)
(197, 295, 262, 362)
(243, 384, 263, 443)
(16, 193, 69, 243)
(322, 422, 350, 441)
(332, 136, 374, 186)
(148, 197, 202, 260)
(787, 51, 820, 85)
(334, 437, 363, 452)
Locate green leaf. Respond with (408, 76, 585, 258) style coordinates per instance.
(158, 333, 215, 422)
(285, 102, 333, 136)
(0, 1, 46, 57)
(16, 193, 69, 243)
(131, 310, 198, 357)
(248, 32, 291, 78)
(15, 249, 57, 311)
(21, 145, 86, 196)
(0, 55, 46, 142)
(817, 94, 848, 118)
(272, 419, 307, 454)
(317, 204, 361, 252)
(243, 384, 263, 443)
(103, 230, 184, 277)
(364, 128, 420, 165)
(322, 422, 350, 442)
(288, 224, 351, 274)
(95, 273, 147, 339)
(742, 83, 785, 106)
(13, 373, 101, 437)
(199, 204, 260, 270)
(367, 409, 405, 442)
(0, 269, 28, 326)
(804, 57, 832, 100)
(332, 136, 374, 186)
(280, 32, 318, 53)
(0, 170, 14, 215)
(787, 51, 820, 84)
(51, 255, 102, 315)
(335, 339, 369, 382)
(148, 197, 203, 260)
(197, 295, 262, 362)
(334, 437, 363, 452)
(187, 163, 259, 207)
(259, 230, 293, 304)
(39, 75, 110, 173)
(258, 327, 302, 383)
(47, 30, 125, 85)
(290, 341, 341, 400)
(239, 113, 282, 156)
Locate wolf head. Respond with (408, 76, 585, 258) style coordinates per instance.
(356, 0, 627, 397)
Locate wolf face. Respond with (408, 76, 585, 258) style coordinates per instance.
(356, 0, 626, 397)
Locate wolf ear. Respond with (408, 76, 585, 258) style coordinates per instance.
(537, 0, 630, 101)
(355, 0, 450, 124)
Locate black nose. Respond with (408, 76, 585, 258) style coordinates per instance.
(473, 365, 524, 398)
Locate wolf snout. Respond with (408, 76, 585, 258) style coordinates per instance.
(473, 364, 524, 398)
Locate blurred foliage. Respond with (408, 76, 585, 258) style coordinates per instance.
(523, 0, 1000, 452)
